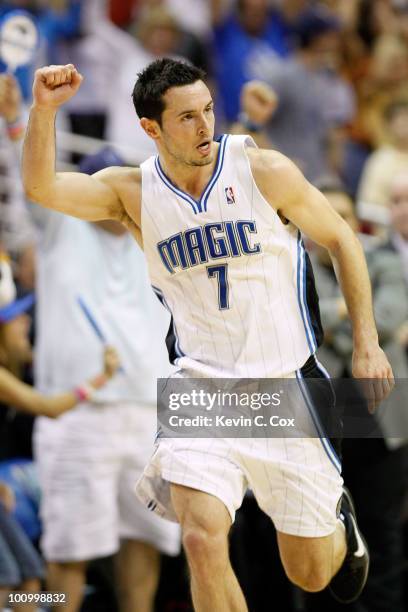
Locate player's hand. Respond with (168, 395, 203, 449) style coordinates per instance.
(103, 345, 121, 379)
(0, 482, 15, 513)
(0, 74, 22, 123)
(32, 64, 83, 110)
(240, 80, 278, 126)
(352, 344, 395, 413)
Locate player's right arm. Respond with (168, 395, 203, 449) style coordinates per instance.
(22, 64, 122, 222)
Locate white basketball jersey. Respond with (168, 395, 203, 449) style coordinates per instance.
(141, 134, 323, 377)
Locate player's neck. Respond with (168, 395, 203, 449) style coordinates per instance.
(158, 142, 220, 200)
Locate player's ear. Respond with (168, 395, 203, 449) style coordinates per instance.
(140, 117, 160, 140)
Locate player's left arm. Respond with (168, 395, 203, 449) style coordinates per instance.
(250, 148, 394, 387)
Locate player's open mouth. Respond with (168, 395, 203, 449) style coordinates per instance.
(197, 141, 211, 155)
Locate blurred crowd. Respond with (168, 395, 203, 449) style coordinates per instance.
(0, 0, 407, 611)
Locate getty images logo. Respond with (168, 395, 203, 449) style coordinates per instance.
(168, 389, 283, 411)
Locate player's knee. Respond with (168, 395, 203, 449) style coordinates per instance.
(284, 560, 330, 593)
(182, 525, 226, 566)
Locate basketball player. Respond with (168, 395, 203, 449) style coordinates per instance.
(22, 60, 394, 612)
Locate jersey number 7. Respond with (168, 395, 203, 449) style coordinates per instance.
(207, 264, 230, 310)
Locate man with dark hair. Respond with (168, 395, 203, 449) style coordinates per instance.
(132, 59, 205, 126)
(22, 58, 394, 612)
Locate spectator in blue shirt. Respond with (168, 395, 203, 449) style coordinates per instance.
(211, 0, 292, 123)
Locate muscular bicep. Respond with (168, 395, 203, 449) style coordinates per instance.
(30, 168, 122, 222)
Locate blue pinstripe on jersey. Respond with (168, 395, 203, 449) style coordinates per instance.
(202, 135, 228, 212)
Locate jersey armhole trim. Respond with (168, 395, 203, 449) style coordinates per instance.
(240, 136, 289, 230)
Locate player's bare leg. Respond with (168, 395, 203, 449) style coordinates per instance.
(0, 589, 9, 609)
(170, 484, 247, 612)
(0, 587, 39, 612)
(0, 589, 8, 609)
(13, 578, 41, 612)
(278, 487, 369, 602)
(116, 539, 160, 612)
(47, 560, 87, 612)
(277, 522, 346, 592)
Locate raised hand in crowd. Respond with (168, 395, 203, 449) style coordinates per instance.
(232, 80, 277, 148)
(240, 80, 278, 127)
(0, 74, 24, 140)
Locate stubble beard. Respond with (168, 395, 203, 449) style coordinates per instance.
(187, 156, 214, 167)
(163, 137, 214, 168)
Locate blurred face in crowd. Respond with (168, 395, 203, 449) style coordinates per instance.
(137, 9, 180, 57)
(0, 314, 32, 368)
(238, 0, 269, 35)
(389, 174, 408, 239)
(142, 80, 215, 168)
(146, 24, 179, 55)
(372, 37, 408, 85)
(371, 0, 393, 33)
(388, 107, 408, 147)
(276, 0, 308, 20)
(308, 31, 341, 70)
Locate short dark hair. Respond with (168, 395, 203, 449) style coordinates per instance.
(132, 58, 206, 125)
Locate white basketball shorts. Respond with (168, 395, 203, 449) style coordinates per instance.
(34, 402, 181, 562)
(135, 357, 343, 538)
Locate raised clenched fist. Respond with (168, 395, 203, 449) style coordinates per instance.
(240, 80, 278, 127)
(32, 64, 83, 110)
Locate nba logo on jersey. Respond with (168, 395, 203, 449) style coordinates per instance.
(225, 186, 235, 205)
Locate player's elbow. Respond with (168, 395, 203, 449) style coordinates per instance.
(23, 182, 54, 208)
(23, 186, 41, 204)
(327, 224, 361, 258)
